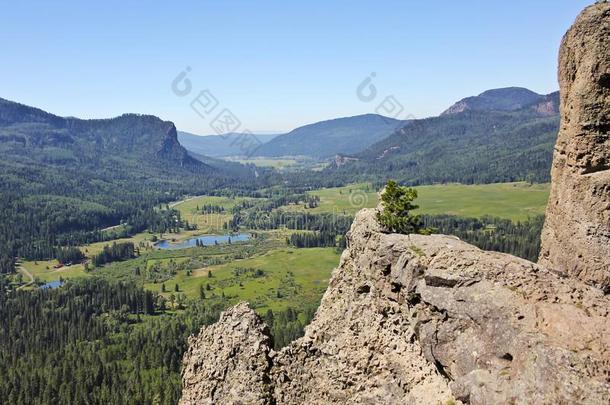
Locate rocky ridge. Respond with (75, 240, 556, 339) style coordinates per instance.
(440, 87, 557, 116)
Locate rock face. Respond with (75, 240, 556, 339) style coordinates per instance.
(181, 210, 610, 404)
(180, 303, 274, 405)
(539, 3, 610, 290)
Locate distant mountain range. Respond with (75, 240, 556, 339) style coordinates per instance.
(251, 114, 406, 159)
(176, 114, 405, 160)
(178, 131, 279, 158)
(441, 87, 559, 116)
(209, 88, 557, 162)
(321, 87, 560, 185)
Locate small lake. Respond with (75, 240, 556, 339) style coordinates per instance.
(41, 280, 64, 290)
(156, 233, 251, 250)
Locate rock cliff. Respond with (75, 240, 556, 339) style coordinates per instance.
(180, 4, 610, 404)
(539, 2, 610, 290)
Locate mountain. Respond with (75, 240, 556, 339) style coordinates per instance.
(253, 114, 406, 159)
(0, 97, 199, 167)
(321, 89, 560, 185)
(178, 131, 279, 157)
(441, 87, 553, 116)
(0, 97, 253, 265)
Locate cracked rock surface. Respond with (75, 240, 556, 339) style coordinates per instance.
(179, 302, 273, 405)
(539, 2, 610, 289)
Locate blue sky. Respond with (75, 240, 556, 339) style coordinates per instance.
(0, 0, 592, 133)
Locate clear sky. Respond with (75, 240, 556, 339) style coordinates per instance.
(0, 0, 592, 133)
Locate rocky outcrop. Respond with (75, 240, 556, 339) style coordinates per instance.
(181, 209, 610, 404)
(539, 3, 610, 290)
(440, 87, 551, 116)
(532, 91, 560, 116)
(180, 303, 274, 405)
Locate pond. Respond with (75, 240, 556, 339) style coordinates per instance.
(40, 280, 64, 289)
(155, 233, 251, 250)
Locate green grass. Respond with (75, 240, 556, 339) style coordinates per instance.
(281, 183, 378, 215)
(281, 182, 550, 221)
(49, 228, 337, 315)
(224, 157, 299, 169)
(171, 195, 258, 233)
(146, 257, 191, 271)
(21, 260, 90, 283)
(82, 232, 155, 256)
(413, 182, 550, 221)
(21, 231, 158, 284)
(145, 247, 341, 313)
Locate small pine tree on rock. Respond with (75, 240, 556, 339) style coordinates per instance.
(376, 180, 429, 235)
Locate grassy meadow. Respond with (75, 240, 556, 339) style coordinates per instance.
(170, 195, 247, 234)
(145, 247, 340, 313)
(414, 182, 550, 221)
(281, 182, 549, 221)
(224, 157, 299, 169)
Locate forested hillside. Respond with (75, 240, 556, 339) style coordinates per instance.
(0, 278, 221, 404)
(0, 98, 266, 274)
(323, 100, 559, 186)
(0, 276, 321, 404)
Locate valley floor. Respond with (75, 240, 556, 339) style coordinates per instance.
(17, 181, 549, 306)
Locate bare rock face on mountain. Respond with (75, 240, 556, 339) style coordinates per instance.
(539, 3, 610, 290)
(181, 209, 610, 404)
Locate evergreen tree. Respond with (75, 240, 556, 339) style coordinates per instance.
(376, 180, 425, 234)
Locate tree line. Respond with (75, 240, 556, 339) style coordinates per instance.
(92, 242, 137, 267)
(420, 214, 545, 262)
